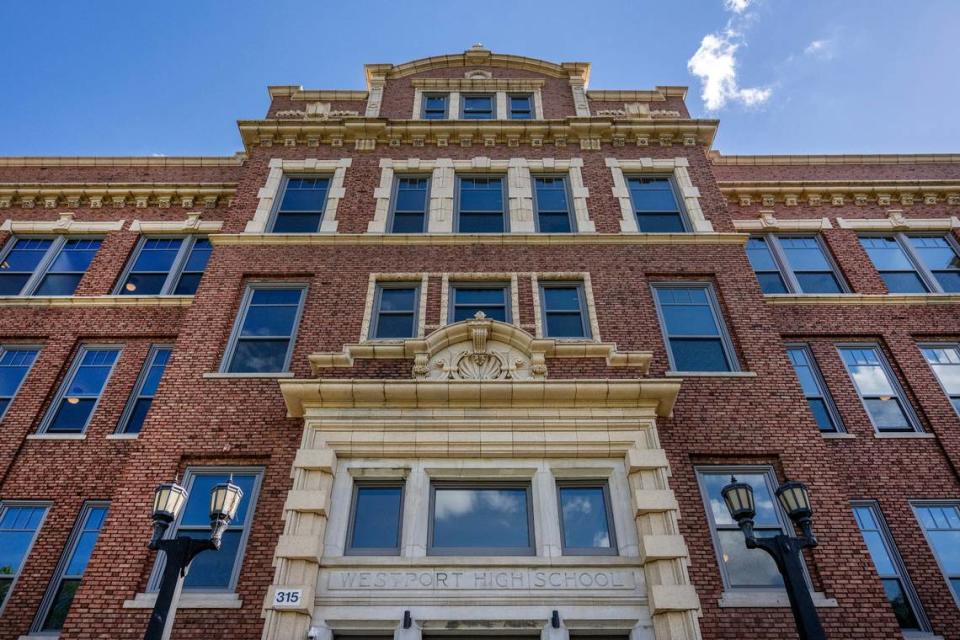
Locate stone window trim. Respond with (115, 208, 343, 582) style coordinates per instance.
(0, 501, 50, 617)
(733, 211, 833, 232)
(439, 273, 520, 327)
(0, 212, 124, 234)
(531, 272, 601, 342)
(245, 158, 351, 233)
(837, 210, 960, 232)
(605, 157, 713, 233)
(360, 273, 429, 343)
(129, 212, 223, 234)
(412, 86, 545, 121)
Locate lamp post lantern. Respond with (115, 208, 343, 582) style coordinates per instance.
(144, 478, 244, 640)
(721, 476, 826, 640)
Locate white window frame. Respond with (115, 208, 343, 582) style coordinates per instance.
(219, 283, 307, 374)
(606, 158, 714, 233)
(37, 344, 123, 435)
(113, 235, 209, 295)
(246, 158, 351, 233)
(0, 344, 41, 420)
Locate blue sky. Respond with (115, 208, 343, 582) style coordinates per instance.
(1, 0, 958, 157)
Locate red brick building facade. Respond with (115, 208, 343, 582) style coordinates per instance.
(0, 48, 958, 640)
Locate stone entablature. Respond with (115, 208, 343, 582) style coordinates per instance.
(0, 183, 233, 209)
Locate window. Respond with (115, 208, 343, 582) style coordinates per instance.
(0, 504, 48, 610)
(0, 236, 101, 296)
(389, 176, 430, 233)
(460, 94, 494, 119)
(860, 234, 960, 294)
(912, 502, 960, 605)
(0, 346, 39, 420)
(652, 284, 737, 372)
(557, 482, 617, 555)
(269, 175, 330, 233)
(428, 482, 534, 556)
(539, 282, 591, 339)
(450, 283, 510, 323)
(222, 286, 306, 373)
(508, 94, 533, 119)
(456, 176, 507, 233)
(117, 345, 172, 434)
(151, 469, 261, 591)
(371, 284, 420, 339)
(35, 503, 109, 632)
(39, 346, 121, 434)
(533, 176, 575, 233)
(626, 176, 686, 232)
(346, 482, 403, 555)
(921, 344, 960, 415)
(852, 502, 928, 632)
(785, 345, 843, 433)
(117, 236, 211, 295)
(696, 468, 788, 589)
(838, 345, 920, 432)
(746, 236, 845, 294)
(422, 93, 448, 119)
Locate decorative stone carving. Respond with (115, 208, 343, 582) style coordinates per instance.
(419, 313, 538, 381)
(465, 70, 492, 79)
(761, 194, 775, 207)
(887, 209, 909, 228)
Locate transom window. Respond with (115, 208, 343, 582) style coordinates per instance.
(117, 236, 211, 295)
(390, 176, 430, 233)
(912, 502, 960, 605)
(428, 483, 534, 556)
(626, 176, 687, 232)
(0, 236, 101, 296)
(450, 282, 510, 323)
(422, 93, 449, 119)
(652, 284, 737, 372)
(269, 175, 330, 233)
(346, 482, 404, 555)
(0, 503, 48, 609)
(860, 234, 960, 294)
(150, 469, 262, 592)
(460, 94, 495, 119)
(222, 286, 306, 373)
(0, 346, 39, 420)
(117, 345, 172, 434)
(539, 282, 591, 339)
(508, 94, 533, 119)
(533, 176, 574, 233)
(838, 345, 920, 432)
(746, 235, 845, 294)
(456, 176, 506, 233)
(39, 346, 121, 434)
(921, 344, 960, 415)
(785, 345, 843, 433)
(371, 284, 420, 339)
(557, 482, 617, 555)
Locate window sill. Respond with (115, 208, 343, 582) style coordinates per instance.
(106, 433, 139, 440)
(821, 432, 855, 439)
(764, 293, 960, 305)
(26, 433, 86, 441)
(202, 372, 295, 379)
(874, 431, 936, 439)
(718, 590, 837, 608)
(0, 295, 193, 308)
(902, 632, 945, 640)
(665, 371, 757, 378)
(122, 592, 242, 609)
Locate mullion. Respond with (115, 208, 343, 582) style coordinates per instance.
(902, 233, 958, 293)
(768, 236, 811, 293)
(861, 236, 931, 293)
(120, 237, 190, 295)
(0, 237, 58, 295)
(20, 237, 65, 295)
(37, 239, 101, 293)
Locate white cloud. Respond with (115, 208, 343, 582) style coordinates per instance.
(804, 39, 835, 60)
(687, 32, 771, 110)
(724, 0, 753, 13)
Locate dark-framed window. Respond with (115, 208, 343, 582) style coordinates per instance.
(533, 176, 575, 233)
(652, 284, 737, 372)
(116, 236, 211, 296)
(456, 175, 507, 233)
(746, 235, 846, 294)
(117, 345, 172, 434)
(852, 501, 929, 632)
(389, 175, 430, 233)
(696, 467, 793, 589)
(222, 285, 306, 373)
(860, 233, 960, 294)
(0, 345, 39, 420)
(428, 482, 534, 556)
(371, 283, 420, 339)
(508, 94, 533, 119)
(422, 93, 449, 119)
(345, 481, 404, 555)
(557, 481, 617, 555)
(460, 94, 495, 119)
(149, 468, 262, 592)
(268, 175, 330, 233)
(838, 345, 921, 433)
(34, 502, 109, 633)
(785, 344, 843, 433)
(539, 282, 591, 339)
(449, 282, 510, 323)
(39, 345, 122, 434)
(626, 176, 687, 232)
(0, 236, 101, 296)
(0, 503, 49, 611)
(920, 344, 960, 415)
(911, 501, 960, 606)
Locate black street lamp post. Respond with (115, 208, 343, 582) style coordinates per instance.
(721, 477, 826, 640)
(144, 478, 244, 640)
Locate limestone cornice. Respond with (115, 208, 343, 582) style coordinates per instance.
(209, 232, 748, 246)
(363, 49, 590, 83)
(764, 293, 960, 305)
(711, 152, 960, 165)
(0, 295, 193, 307)
(0, 156, 243, 167)
(720, 179, 960, 207)
(0, 183, 236, 209)
(268, 85, 368, 101)
(587, 87, 688, 101)
(410, 78, 545, 90)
